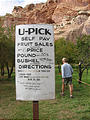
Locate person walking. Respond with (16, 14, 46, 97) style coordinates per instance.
(61, 58, 73, 98)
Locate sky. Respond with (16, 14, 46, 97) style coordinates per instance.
(0, 0, 47, 16)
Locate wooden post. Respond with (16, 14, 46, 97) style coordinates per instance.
(33, 101, 39, 120)
(79, 62, 82, 84)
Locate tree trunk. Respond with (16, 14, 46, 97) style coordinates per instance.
(6, 63, 13, 78)
(1, 64, 4, 76)
(9, 66, 13, 78)
(79, 62, 82, 84)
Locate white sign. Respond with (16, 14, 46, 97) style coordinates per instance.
(15, 24, 55, 101)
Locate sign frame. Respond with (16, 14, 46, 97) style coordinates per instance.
(15, 24, 55, 101)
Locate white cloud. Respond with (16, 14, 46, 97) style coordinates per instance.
(0, 0, 47, 16)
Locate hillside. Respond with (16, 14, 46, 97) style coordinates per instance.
(2, 0, 90, 41)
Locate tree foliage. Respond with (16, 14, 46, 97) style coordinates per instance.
(0, 24, 15, 78)
(55, 38, 77, 64)
(55, 36, 90, 65)
(76, 35, 90, 64)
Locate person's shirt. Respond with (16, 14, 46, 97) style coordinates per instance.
(61, 63, 73, 78)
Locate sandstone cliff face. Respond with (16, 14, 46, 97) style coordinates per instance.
(27, 2, 57, 24)
(4, 2, 57, 26)
(52, 3, 78, 24)
(82, 16, 90, 35)
(54, 10, 90, 41)
(3, 0, 90, 41)
(47, 0, 90, 5)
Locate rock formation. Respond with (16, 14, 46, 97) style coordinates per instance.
(82, 16, 90, 35)
(2, 0, 90, 41)
(47, 0, 90, 4)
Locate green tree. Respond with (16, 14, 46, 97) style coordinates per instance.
(76, 35, 90, 64)
(0, 25, 8, 76)
(0, 25, 15, 78)
(76, 35, 90, 83)
(55, 38, 77, 64)
(5, 26, 15, 78)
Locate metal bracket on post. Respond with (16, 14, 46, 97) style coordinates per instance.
(33, 101, 39, 120)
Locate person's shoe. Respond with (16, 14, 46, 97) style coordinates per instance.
(70, 95, 74, 98)
(61, 93, 64, 96)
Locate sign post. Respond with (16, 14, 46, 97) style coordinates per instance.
(15, 24, 55, 119)
(33, 101, 39, 120)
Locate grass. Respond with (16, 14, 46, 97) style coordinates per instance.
(0, 67, 90, 120)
